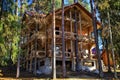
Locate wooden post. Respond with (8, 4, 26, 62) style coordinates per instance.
(29, 42, 32, 72)
(26, 61, 28, 71)
(70, 10, 75, 71)
(34, 13, 38, 76)
(52, 0, 56, 79)
(61, 0, 66, 77)
(90, 0, 103, 77)
(45, 19, 47, 57)
(79, 13, 82, 59)
(88, 28, 91, 59)
(30, 43, 33, 72)
(29, 59, 32, 72)
(38, 60, 40, 70)
(27, 45, 29, 71)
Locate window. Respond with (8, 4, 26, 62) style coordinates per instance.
(55, 27, 59, 35)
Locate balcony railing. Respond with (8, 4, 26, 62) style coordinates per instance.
(48, 50, 72, 58)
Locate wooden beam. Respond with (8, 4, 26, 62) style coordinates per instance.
(79, 13, 82, 59)
(70, 9, 75, 71)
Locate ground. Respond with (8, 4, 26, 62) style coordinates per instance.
(0, 66, 120, 80)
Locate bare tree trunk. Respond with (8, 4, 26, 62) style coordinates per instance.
(16, 0, 23, 77)
(74, 8, 79, 71)
(74, 0, 78, 3)
(74, 0, 79, 71)
(34, 13, 38, 76)
(90, 0, 103, 77)
(107, 12, 117, 78)
(15, 0, 18, 15)
(105, 39, 111, 72)
(61, 0, 66, 77)
(0, 0, 3, 20)
(52, 0, 56, 79)
(16, 25, 22, 78)
(16, 51, 20, 78)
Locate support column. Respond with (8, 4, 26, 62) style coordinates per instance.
(70, 10, 75, 71)
(79, 13, 82, 59)
(29, 59, 32, 72)
(34, 13, 38, 75)
(26, 61, 28, 71)
(88, 28, 91, 59)
(38, 60, 40, 69)
(27, 45, 29, 71)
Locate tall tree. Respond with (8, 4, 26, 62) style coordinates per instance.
(74, 0, 80, 71)
(0, 0, 3, 20)
(96, 0, 119, 78)
(52, 0, 56, 79)
(90, 0, 103, 77)
(0, 0, 25, 72)
(61, 0, 66, 77)
(107, 12, 117, 78)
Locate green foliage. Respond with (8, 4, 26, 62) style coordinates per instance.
(96, 0, 120, 64)
(55, 0, 62, 9)
(28, 0, 52, 14)
(28, 0, 90, 14)
(0, 13, 20, 66)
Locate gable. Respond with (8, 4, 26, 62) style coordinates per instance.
(46, 3, 101, 34)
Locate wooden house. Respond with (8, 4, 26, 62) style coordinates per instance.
(21, 3, 101, 74)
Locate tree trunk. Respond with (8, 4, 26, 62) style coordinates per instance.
(34, 13, 38, 76)
(16, 30, 21, 78)
(20, 0, 23, 16)
(16, 52, 20, 78)
(90, 0, 103, 77)
(61, 0, 66, 77)
(74, 0, 79, 71)
(74, 7, 79, 71)
(74, 0, 78, 3)
(105, 39, 111, 72)
(15, 0, 18, 15)
(52, 0, 56, 79)
(16, 24, 21, 78)
(107, 12, 117, 78)
(0, 0, 3, 20)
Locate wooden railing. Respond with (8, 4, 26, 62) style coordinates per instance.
(25, 50, 46, 60)
(78, 35, 95, 43)
(48, 50, 72, 58)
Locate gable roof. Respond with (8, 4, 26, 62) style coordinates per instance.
(47, 2, 101, 26)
